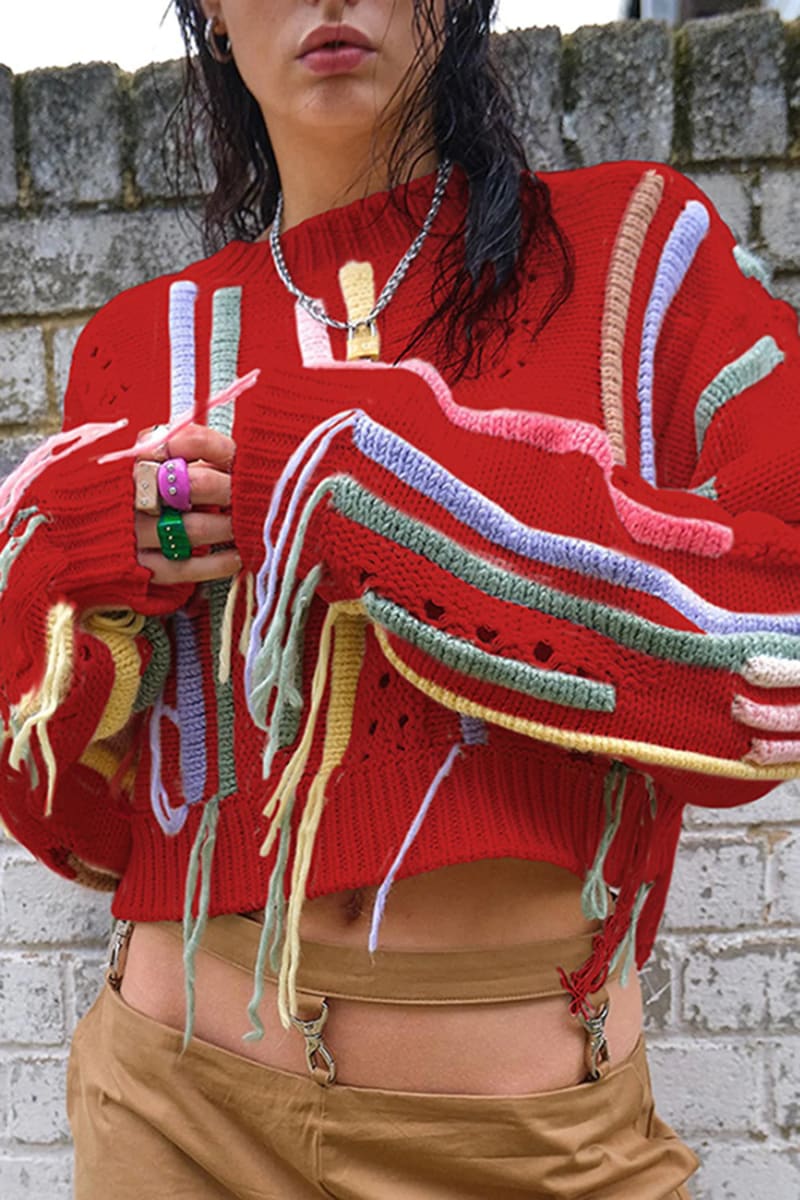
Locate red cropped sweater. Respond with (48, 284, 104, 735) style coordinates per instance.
(2, 160, 799, 1030)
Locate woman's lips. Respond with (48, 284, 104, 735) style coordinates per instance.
(299, 45, 376, 74)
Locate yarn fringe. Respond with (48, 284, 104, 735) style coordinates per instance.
(181, 793, 221, 1052)
(581, 760, 629, 921)
(8, 601, 75, 816)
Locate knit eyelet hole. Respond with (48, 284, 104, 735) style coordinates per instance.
(398, 713, 409, 727)
(379, 673, 391, 688)
(368, 719, 378, 735)
(534, 641, 553, 663)
(424, 599, 445, 621)
(476, 626, 497, 643)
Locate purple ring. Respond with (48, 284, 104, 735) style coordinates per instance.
(157, 457, 192, 512)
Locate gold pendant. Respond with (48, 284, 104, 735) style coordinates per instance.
(339, 261, 381, 361)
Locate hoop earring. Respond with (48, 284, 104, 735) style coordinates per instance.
(204, 16, 233, 64)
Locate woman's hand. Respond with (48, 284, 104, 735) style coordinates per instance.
(135, 423, 241, 588)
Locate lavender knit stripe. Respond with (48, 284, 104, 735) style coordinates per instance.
(332, 475, 800, 669)
(350, 419, 800, 637)
(695, 336, 784, 457)
(174, 609, 208, 805)
(364, 592, 616, 712)
(148, 694, 189, 836)
(168, 280, 199, 421)
(638, 200, 710, 485)
(460, 714, 488, 745)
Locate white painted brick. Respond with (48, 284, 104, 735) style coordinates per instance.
(8, 1056, 69, 1144)
(640, 938, 674, 1031)
(0, 954, 65, 1044)
(0, 326, 48, 425)
(0, 434, 45, 481)
(0, 209, 202, 316)
(772, 1040, 800, 1134)
(0, 1154, 72, 1199)
(647, 1041, 765, 1135)
(685, 782, 799, 827)
(663, 840, 765, 930)
(0, 67, 16, 209)
(25, 65, 123, 206)
(69, 954, 106, 1029)
(690, 1141, 800, 1200)
(686, 169, 751, 243)
(682, 940, 800, 1032)
(767, 832, 800, 925)
(0, 857, 112, 945)
(52, 321, 84, 415)
(761, 169, 800, 269)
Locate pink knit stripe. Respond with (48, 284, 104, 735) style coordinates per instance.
(746, 738, 800, 765)
(732, 694, 800, 732)
(741, 655, 800, 688)
(406, 360, 732, 558)
(296, 302, 336, 366)
(600, 169, 666, 468)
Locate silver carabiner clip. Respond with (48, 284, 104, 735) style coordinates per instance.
(290, 999, 337, 1087)
(107, 919, 134, 991)
(580, 1000, 611, 1081)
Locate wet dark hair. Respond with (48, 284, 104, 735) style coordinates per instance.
(169, 0, 574, 382)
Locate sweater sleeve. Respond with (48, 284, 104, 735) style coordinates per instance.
(0, 295, 185, 888)
(231, 167, 800, 811)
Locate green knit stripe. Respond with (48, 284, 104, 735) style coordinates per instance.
(205, 286, 243, 798)
(133, 617, 172, 713)
(332, 476, 800, 674)
(694, 335, 784, 456)
(209, 287, 242, 436)
(733, 244, 774, 293)
(364, 592, 616, 713)
(690, 476, 719, 502)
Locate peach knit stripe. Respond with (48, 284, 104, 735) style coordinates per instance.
(600, 168, 665, 467)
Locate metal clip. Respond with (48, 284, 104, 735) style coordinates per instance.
(289, 999, 337, 1087)
(106, 919, 134, 991)
(580, 1000, 611, 1081)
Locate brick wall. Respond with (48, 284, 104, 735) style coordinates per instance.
(0, 11, 799, 1198)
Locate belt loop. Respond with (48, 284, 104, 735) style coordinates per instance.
(107, 919, 134, 991)
(289, 996, 337, 1088)
(579, 984, 611, 1081)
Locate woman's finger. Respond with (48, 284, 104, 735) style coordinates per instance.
(138, 423, 236, 472)
(189, 463, 231, 509)
(136, 511, 233, 551)
(139, 547, 242, 587)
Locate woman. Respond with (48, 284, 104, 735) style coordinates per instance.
(2, 1, 799, 1196)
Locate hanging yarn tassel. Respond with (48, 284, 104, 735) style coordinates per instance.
(609, 881, 653, 986)
(243, 821, 292, 1042)
(246, 477, 338, 729)
(261, 563, 323, 781)
(272, 604, 365, 1030)
(368, 741, 463, 953)
(181, 794, 221, 1051)
(8, 602, 75, 816)
(217, 569, 242, 684)
(581, 760, 629, 921)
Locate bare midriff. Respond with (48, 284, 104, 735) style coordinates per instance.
(119, 859, 644, 1095)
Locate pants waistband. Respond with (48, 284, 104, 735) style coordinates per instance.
(147, 913, 615, 1006)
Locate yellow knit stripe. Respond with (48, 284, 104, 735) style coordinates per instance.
(339, 261, 381, 361)
(601, 168, 665, 467)
(374, 625, 800, 783)
(278, 605, 367, 1028)
(82, 609, 147, 741)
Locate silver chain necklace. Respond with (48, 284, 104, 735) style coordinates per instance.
(269, 159, 454, 337)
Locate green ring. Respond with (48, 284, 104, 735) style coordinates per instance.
(157, 506, 192, 561)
